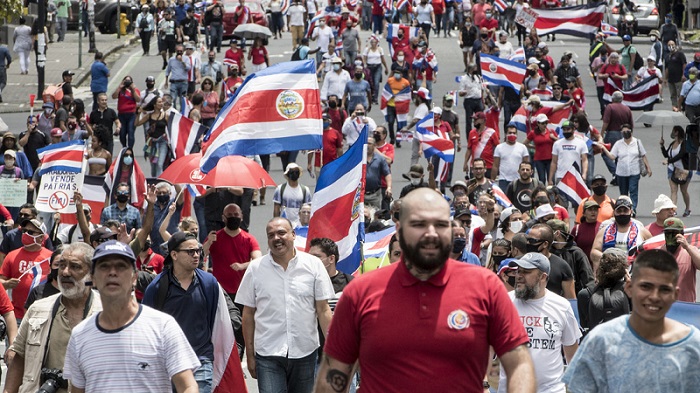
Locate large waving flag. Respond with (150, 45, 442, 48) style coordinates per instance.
(212, 284, 248, 392)
(510, 101, 572, 133)
(480, 54, 527, 94)
(168, 110, 206, 160)
(509, 47, 526, 63)
(532, 2, 606, 38)
(200, 60, 323, 173)
(386, 24, 420, 57)
(601, 21, 618, 36)
(603, 76, 660, 110)
(305, 11, 326, 38)
(557, 165, 591, 205)
(380, 83, 412, 130)
(415, 113, 455, 163)
(637, 226, 700, 253)
(306, 126, 367, 274)
(37, 140, 85, 176)
(494, 0, 508, 13)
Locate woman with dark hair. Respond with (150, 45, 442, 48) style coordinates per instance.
(105, 146, 147, 208)
(88, 125, 113, 175)
(486, 238, 511, 274)
(135, 96, 168, 177)
(661, 125, 692, 217)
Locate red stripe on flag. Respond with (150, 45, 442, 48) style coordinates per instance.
(306, 192, 356, 250)
(535, 13, 603, 29)
(41, 150, 84, 163)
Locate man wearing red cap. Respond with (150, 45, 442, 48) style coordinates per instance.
(464, 111, 499, 178)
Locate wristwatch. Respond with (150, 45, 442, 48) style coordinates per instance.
(483, 381, 491, 389)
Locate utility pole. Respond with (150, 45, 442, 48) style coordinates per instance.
(79, 1, 83, 68)
(117, 0, 121, 39)
(36, 0, 47, 97)
(88, 0, 96, 53)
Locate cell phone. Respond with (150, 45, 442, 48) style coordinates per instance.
(213, 220, 225, 231)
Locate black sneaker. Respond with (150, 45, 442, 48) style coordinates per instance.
(610, 177, 618, 186)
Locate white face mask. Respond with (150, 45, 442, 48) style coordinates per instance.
(410, 178, 422, 186)
(526, 104, 533, 111)
(397, 55, 405, 61)
(650, 36, 657, 42)
(333, 64, 341, 71)
(510, 220, 523, 233)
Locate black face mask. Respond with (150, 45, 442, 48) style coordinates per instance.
(563, 132, 574, 139)
(507, 275, 516, 287)
(393, 211, 400, 221)
(615, 214, 632, 226)
(231, 72, 239, 77)
(592, 185, 607, 196)
(157, 195, 170, 205)
(452, 237, 467, 254)
(373, 132, 382, 141)
(492, 255, 507, 267)
(354, 72, 363, 79)
(209, 57, 215, 62)
(226, 216, 242, 230)
(146, 82, 155, 89)
(528, 70, 537, 76)
(622, 131, 632, 139)
(48, 267, 59, 281)
(68, 123, 77, 130)
(116, 194, 130, 203)
(480, 34, 488, 39)
(364, 217, 371, 227)
(328, 101, 338, 109)
(144, 239, 152, 250)
(666, 244, 679, 255)
(288, 171, 300, 181)
(525, 241, 544, 254)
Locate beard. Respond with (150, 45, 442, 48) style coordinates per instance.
(514, 280, 541, 300)
(398, 228, 451, 272)
(58, 274, 90, 299)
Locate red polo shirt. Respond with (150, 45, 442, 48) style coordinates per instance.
(325, 259, 529, 392)
(208, 229, 260, 294)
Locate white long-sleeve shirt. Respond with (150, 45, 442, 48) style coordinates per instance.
(321, 69, 351, 101)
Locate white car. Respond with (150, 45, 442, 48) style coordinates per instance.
(606, 0, 660, 35)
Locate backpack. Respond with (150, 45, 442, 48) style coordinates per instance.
(291, 46, 306, 61)
(42, 84, 65, 109)
(623, 45, 643, 71)
(586, 281, 630, 330)
(139, 14, 150, 30)
(279, 183, 308, 206)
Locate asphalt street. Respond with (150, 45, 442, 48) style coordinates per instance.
(0, 28, 699, 391)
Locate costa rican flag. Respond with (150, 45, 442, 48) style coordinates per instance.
(601, 21, 618, 35)
(81, 175, 108, 225)
(395, 0, 409, 10)
(637, 226, 700, 252)
(37, 140, 85, 176)
(211, 284, 249, 392)
(346, 0, 358, 8)
(335, 40, 343, 56)
(491, 184, 513, 208)
(280, 0, 290, 14)
(305, 11, 326, 38)
(510, 101, 572, 133)
(27, 258, 50, 293)
(533, 2, 606, 39)
(386, 24, 420, 57)
(480, 54, 527, 94)
(509, 47, 526, 63)
(425, 49, 439, 72)
(556, 165, 591, 205)
(603, 76, 660, 110)
(200, 60, 323, 173)
(494, 0, 508, 13)
(168, 110, 206, 160)
(306, 126, 367, 274)
(180, 96, 193, 117)
(415, 113, 455, 163)
(380, 84, 412, 129)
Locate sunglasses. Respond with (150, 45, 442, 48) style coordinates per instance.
(21, 229, 42, 236)
(525, 237, 544, 245)
(177, 248, 203, 257)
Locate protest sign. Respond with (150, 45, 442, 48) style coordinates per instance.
(36, 171, 83, 213)
(0, 178, 28, 207)
(515, 7, 538, 29)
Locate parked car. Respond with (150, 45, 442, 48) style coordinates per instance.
(606, 0, 659, 35)
(67, 0, 140, 34)
(222, 0, 268, 38)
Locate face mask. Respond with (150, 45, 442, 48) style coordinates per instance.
(144, 239, 152, 250)
(397, 55, 404, 61)
(288, 171, 300, 181)
(364, 217, 371, 227)
(563, 131, 574, 139)
(418, 47, 425, 53)
(615, 214, 632, 226)
(48, 267, 59, 281)
(356, 112, 365, 117)
(465, 22, 472, 27)
(485, 13, 492, 19)
(394, 73, 402, 80)
(592, 185, 607, 196)
(231, 72, 239, 77)
(68, 123, 77, 130)
(4, 159, 15, 167)
(393, 211, 400, 221)
(397, 34, 404, 39)
(333, 64, 341, 71)
(666, 18, 672, 24)
(510, 220, 523, 233)
(146, 82, 155, 89)
(492, 254, 507, 266)
(452, 237, 467, 254)
(116, 194, 130, 203)
(157, 194, 170, 205)
(209, 57, 215, 62)
(507, 275, 516, 287)
(528, 70, 537, 76)
(506, 134, 518, 143)
(410, 178, 421, 186)
(480, 34, 488, 39)
(650, 36, 657, 42)
(323, 121, 331, 129)
(44, 108, 52, 116)
(622, 131, 632, 139)
(670, 46, 677, 52)
(226, 216, 242, 230)
(123, 156, 134, 166)
(373, 132, 381, 141)
(525, 241, 544, 254)
(691, 74, 697, 81)
(22, 232, 40, 247)
(526, 104, 533, 111)
(328, 101, 338, 109)
(444, 103, 453, 109)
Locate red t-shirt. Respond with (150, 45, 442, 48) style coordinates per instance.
(325, 259, 529, 392)
(467, 127, 500, 168)
(470, 227, 487, 256)
(376, 141, 395, 188)
(0, 286, 13, 316)
(117, 88, 140, 114)
(208, 229, 260, 294)
(328, 108, 347, 133)
(526, 128, 558, 161)
(315, 127, 344, 167)
(431, 0, 445, 14)
(224, 48, 245, 68)
(564, 87, 585, 111)
(136, 250, 165, 273)
(479, 18, 499, 41)
(372, 0, 384, 16)
(251, 46, 267, 65)
(1, 247, 53, 319)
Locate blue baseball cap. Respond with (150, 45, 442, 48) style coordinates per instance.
(509, 252, 551, 275)
(622, 34, 632, 41)
(498, 258, 518, 275)
(91, 240, 136, 272)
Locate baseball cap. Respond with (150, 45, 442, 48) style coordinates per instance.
(91, 240, 136, 271)
(622, 34, 632, 41)
(500, 206, 518, 223)
(284, 163, 302, 175)
(229, 39, 239, 45)
(537, 42, 547, 49)
(614, 196, 633, 211)
(408, 164, 424, 177)
(561, 120, 572, 129)
(62, 70, 75, 78)
(89, 227, 118, 244)
(509, 252, 550, 275)
(565, 76, 577, 84)
(3, 150, 16, 158)
(472, 111, 486, 120)
(535, 113, 549, 123)
(42, 102, 54, 109)
(695, 52, 700, 61)
(20, 218, 45, 234)
(146, 75, 156, 82)
(525, 95, 541, 105)
(498, 258, 518, 275)
(414, 87, 431, 101)
(664, 217, 684, 232)
(163, 231, 199, 266)
(443, 93, 454, 101)
(451, 180, 468, 194)
(527, 57, 539, 65)
(454, 208, 471, 219)
(546, 219, 568, 233)
(432, 106, 443, 115)
(583, 200, 600, 210)
(652, 194, 677, 214)
(50, 128, 63, 137)
(185, 42, 195, 50)
(535, 204, 555, 220)
(592, 174, 607, 184)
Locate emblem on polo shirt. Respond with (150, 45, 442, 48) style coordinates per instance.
(447, 310, 470, 330)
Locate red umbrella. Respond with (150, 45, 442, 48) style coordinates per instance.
(159, 153, 276, 189)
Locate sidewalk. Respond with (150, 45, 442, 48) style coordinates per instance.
(0, 31, 138, 114)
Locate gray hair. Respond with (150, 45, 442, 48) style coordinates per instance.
(690, 67, 699, 75)
(155, 181, 172, 191)
(63, 242, 96, 269)
(611, 91, 624, 103)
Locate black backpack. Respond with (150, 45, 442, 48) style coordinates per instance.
(291, 46, 303, 61)
(624, 46, 643, 71)
(586, 280, 630, 330)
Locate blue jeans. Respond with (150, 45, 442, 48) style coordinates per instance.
(385, 105, 397, 143)
(56, 17, 67, 41)
(256, 351, 317, 393)
(533, 159, 551, 184)
(372, 15, 384, 34)
(442, 8, 453, 35)
(193, 197, 208, 243)
(194, 360, 213, 393)
(602, 131, 622, 176)
(118, 112, 136, 149)
(617, 174, 640, 211)
(368, 64, 382, 103)
(170, 82, 188, 108)
(209, 23, 223, 52)
(150, 138, 169, 177)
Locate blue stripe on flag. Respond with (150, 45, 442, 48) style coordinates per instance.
(315, 126, 367, 192)
(36, 139, 85, 156)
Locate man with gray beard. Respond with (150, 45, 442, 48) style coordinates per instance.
(498, 252, 581, 393)
(5, 243, 102, 393)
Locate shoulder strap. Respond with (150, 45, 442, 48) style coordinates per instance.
(603, 287, 613, 315)
(302, 185, 308, 203)
(154, 270, 171, 311)
(68, 224, 78, 243)
(280, 183, 287, 204)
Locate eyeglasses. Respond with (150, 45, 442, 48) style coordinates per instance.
(202, 81, 212, 85)
(525, 237, 544, 245)
(553, 87, 562, 90)
(18, 213, 32, 219)
(177, 248, 203, 257)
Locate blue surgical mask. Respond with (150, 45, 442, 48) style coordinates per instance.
(123, 156, 134, 166)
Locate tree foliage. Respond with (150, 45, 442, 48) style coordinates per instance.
(0, 0, 24, 21)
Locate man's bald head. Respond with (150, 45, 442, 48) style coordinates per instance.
(399, 188, 450, 224)
(223, 203, 242, 216)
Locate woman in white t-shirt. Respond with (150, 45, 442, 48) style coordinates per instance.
(362, 37, 388, 104)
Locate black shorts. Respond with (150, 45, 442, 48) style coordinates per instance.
(161, 35, 176, 54)
(187, 81, 196, 95)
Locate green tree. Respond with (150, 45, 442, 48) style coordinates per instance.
(0, 0, 23, 21)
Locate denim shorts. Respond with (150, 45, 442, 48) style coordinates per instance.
(667, 167, 693, 181)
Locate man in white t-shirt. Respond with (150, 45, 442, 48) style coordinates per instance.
(493, 123, 530, 191)
(273, 163, 313, 227)
(63, 241, 200, 392)
(499, 252, 581, 393)
(312, 18, 334, 66)
(549, 120, 588, 186)
(287, 1, 307, 49)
